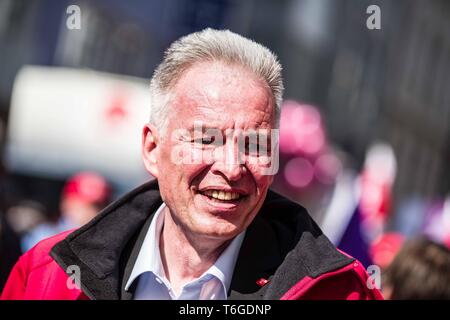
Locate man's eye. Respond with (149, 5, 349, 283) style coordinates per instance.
(193, 136, 215, 145)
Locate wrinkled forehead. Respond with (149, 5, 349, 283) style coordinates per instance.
(166, 61, 276, 131)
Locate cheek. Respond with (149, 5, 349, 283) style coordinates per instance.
(165, 140, 211, 167)
(257, 176, 273, 194)
(181, 164, 209, 188)
(169, 143, 215, 184)
(246, 163, 274, 191)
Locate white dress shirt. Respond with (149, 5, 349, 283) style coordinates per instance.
(124, 202, 246, 300)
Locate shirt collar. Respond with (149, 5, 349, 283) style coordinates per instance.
(125, 202, 166, 291)
(205, 228, 245, 295)
(124, 202, 246, 295)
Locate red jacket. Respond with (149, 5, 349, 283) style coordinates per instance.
(1, 231, 88, 300)
(1, 181, 383, 300)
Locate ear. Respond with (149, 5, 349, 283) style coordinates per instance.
(142, 123, 160, 178)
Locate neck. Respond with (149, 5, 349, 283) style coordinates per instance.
(159, 206, 230, 295)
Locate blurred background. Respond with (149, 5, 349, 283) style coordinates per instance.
(0, 0, 449, 297)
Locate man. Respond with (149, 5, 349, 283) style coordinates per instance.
(1, 29, 382, 300)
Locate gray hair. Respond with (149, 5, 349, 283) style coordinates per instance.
(149, 28, 284, 132)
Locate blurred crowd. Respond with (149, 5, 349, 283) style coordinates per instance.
(271, 101, 450, 299)
(0, 171, 112, 290)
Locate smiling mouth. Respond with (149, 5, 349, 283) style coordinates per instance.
(197, 189, 247, 203)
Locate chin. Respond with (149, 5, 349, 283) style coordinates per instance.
(192, 219, 243, 240)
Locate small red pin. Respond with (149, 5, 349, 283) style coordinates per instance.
(256, 278, 269, 287)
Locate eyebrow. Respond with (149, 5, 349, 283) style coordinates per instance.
(186, 126, 272, 138)
(186, 125, 220, 131)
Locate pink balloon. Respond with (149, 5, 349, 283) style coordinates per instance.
(284, 157, 314, 188)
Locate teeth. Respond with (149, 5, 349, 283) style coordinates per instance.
(202, 190, 241, 201)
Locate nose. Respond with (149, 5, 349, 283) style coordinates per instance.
(210, 140, 245, 182)
(211, 161, 244, 181)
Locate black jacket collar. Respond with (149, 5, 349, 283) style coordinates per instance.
(50, 180, 353, 300)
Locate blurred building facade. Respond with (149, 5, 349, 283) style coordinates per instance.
(381, 1, 450, 211)
(276, 0, 450, 220)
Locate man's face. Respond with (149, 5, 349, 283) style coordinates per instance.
(144, 61, 276, 241)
